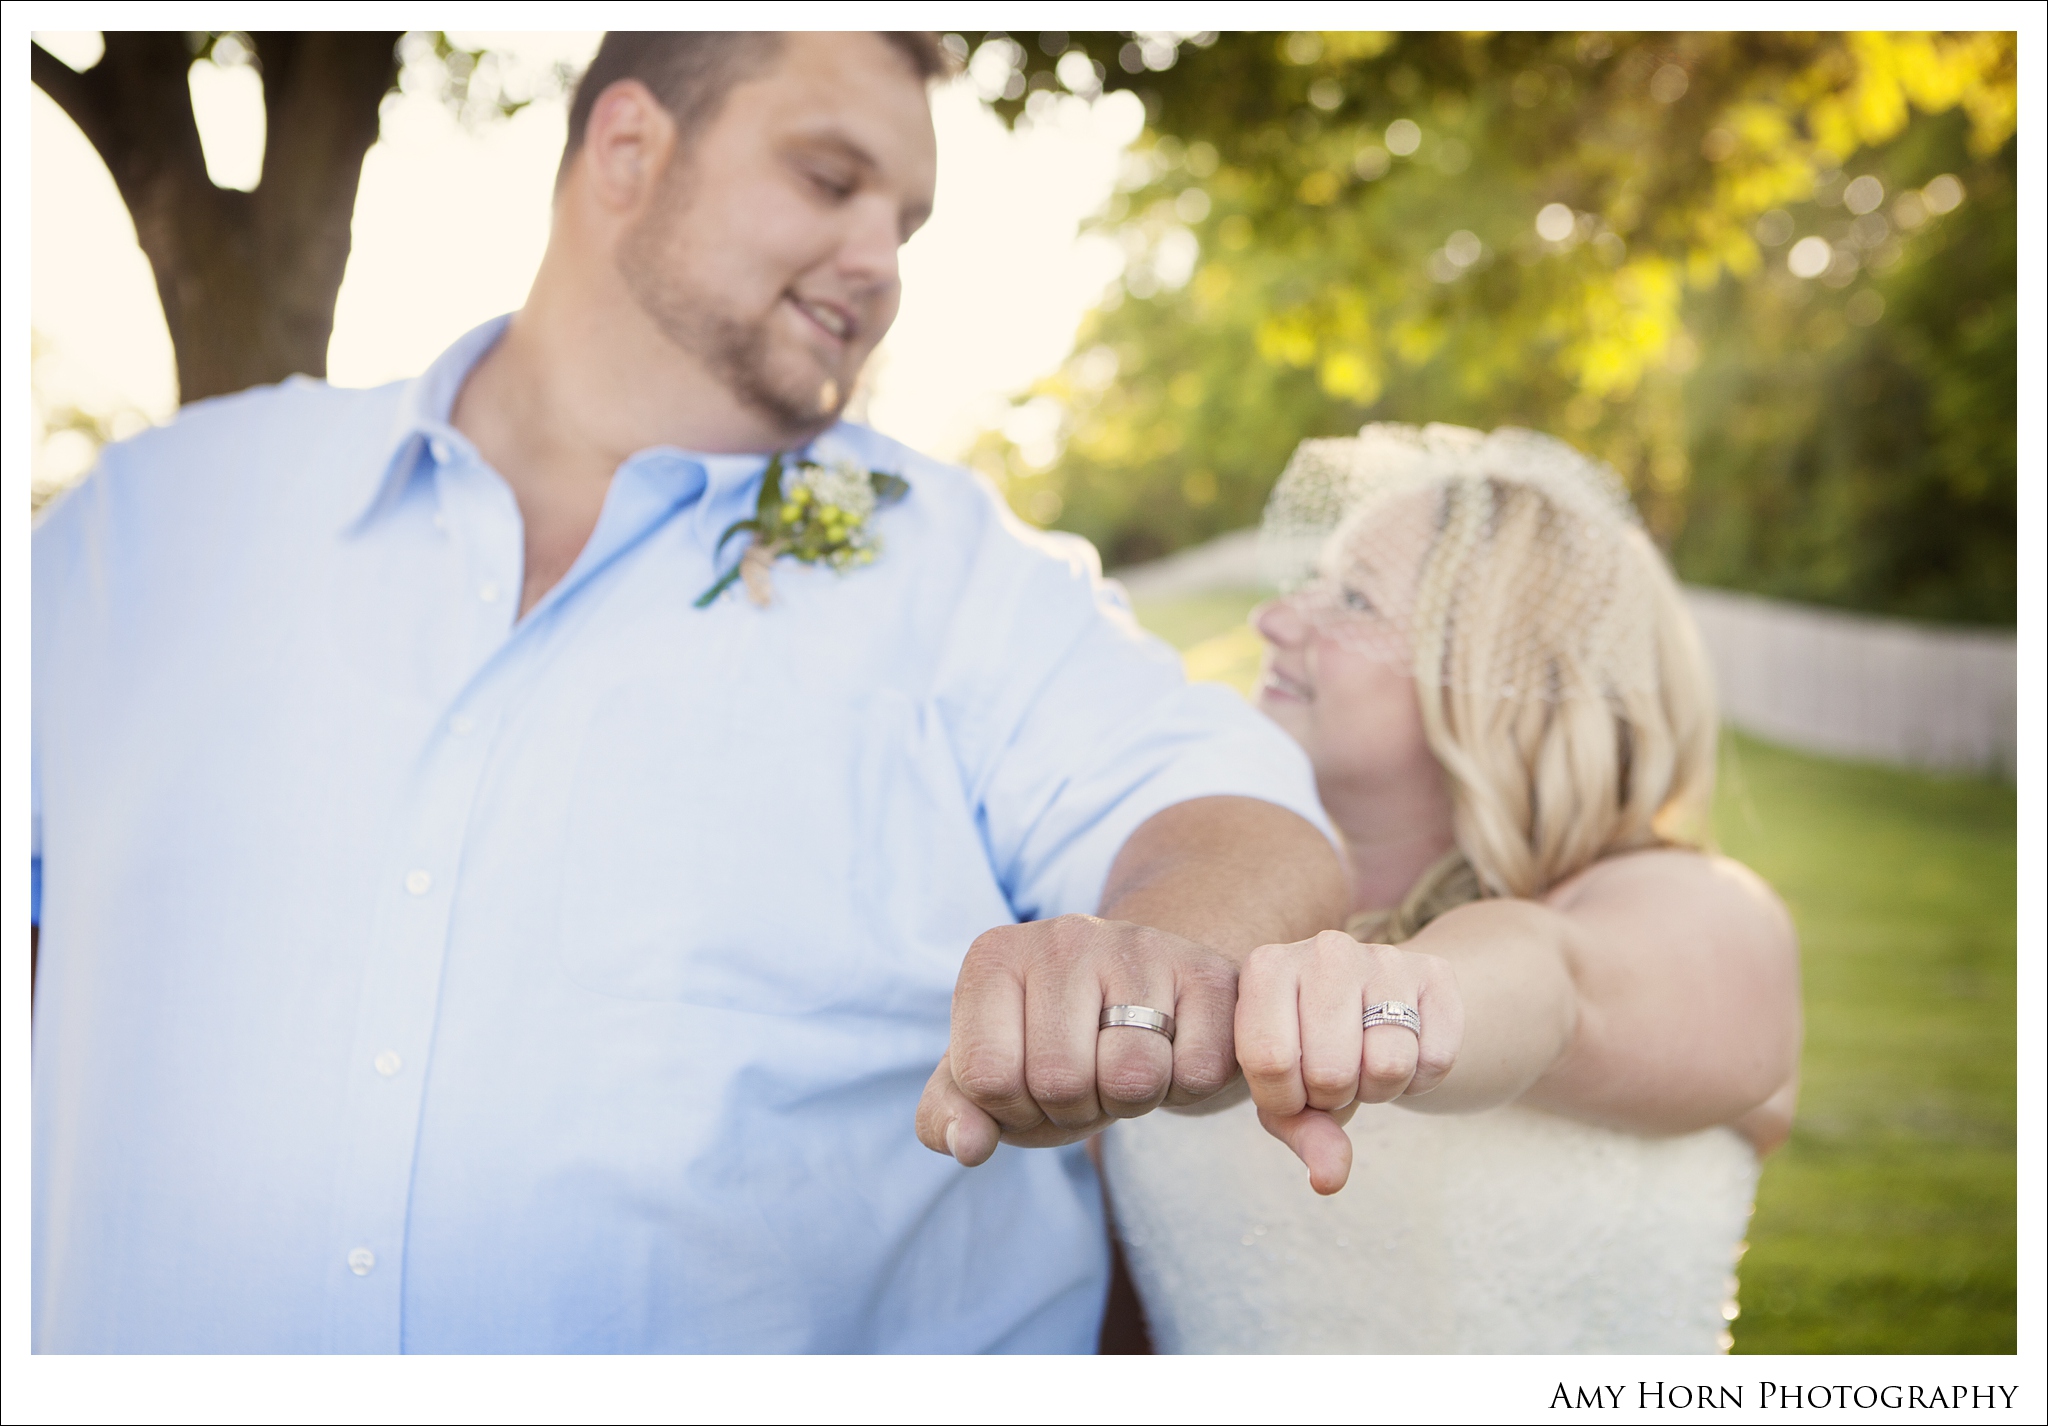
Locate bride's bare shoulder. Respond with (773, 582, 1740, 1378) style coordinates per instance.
(1541, 846, 1796, 955)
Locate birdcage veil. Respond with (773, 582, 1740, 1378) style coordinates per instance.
(1256, 422, 1661, 706)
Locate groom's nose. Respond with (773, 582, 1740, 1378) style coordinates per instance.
(834, 194, 906, 301)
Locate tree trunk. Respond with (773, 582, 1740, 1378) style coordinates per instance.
(33, 32, 401, 404)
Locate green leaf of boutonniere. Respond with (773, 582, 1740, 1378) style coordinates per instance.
(695, 453, 909, 609)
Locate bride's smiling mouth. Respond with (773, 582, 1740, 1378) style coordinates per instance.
(1260, 666, 1313, 703)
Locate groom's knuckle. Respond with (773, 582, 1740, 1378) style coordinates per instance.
(1024, 1057, 1091, 1107)
(965, 924, 1013, 960)
(953, 1051, 1022, 1104)
(960, 933, 1020, 985)
(1098, 943, 1150, 995)
(1099, 1060, 1167, 1106)
(1048, 913, 1098, 955)
(1176, 1061, 1232, 1100)
(1172, 1045, 1233, 1095)
(1023, 916, 1091, 975)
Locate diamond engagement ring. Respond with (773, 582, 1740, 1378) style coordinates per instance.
(1362, 1000, 1422, 1035)
(1099, 1005, 1176, 1042)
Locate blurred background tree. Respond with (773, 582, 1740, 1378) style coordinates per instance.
(960, 31, 2016, 626)
(31, 32, 570, 404)
(35, 30, 2016, 625)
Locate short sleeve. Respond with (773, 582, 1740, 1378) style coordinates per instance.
(935, 495, 1333, 922)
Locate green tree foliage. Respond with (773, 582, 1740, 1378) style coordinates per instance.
(962, 31, 2016, 625)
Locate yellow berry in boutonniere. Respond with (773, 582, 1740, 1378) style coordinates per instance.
(695, 453, 911, 609)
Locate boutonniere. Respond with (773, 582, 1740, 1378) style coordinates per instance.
(695, 452, 910, 608)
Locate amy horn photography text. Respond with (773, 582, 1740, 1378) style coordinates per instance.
(1551, 1382, 2021, 1410)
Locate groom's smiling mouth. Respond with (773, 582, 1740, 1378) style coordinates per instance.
(788, 293, 856, 345)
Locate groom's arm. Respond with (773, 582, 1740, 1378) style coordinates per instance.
(915, 795, 1348, 1164)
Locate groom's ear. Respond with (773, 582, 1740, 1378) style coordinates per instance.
(573, 79, 680, 217)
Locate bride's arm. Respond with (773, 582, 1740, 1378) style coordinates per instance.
(1238, 847, 1799, 1190)
(1401, 848, 1800, 1139)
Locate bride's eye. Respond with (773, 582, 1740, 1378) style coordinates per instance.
(1340, 584, 1376, 613)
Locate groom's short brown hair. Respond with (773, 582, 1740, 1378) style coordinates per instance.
(559, 31, 952, 180)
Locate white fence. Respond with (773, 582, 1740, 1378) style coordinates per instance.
(1683, 587, 2015, 776)
(1113, 532, 2017, 777)
(1115, 529, 1267, 604)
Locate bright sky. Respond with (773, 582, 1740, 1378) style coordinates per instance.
(30, 31, 1140, 491)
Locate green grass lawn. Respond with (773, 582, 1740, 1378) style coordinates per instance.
(1133, 588, 2018, 1355)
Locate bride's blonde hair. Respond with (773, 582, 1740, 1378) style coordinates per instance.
(1405, 478, 1717, 898)
(1265, 424, 1718, 899)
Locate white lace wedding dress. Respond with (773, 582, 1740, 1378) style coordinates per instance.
(1102, 1095, 1758, 1354)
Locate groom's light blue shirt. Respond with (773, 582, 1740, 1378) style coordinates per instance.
(31, 318, 1328, 1353)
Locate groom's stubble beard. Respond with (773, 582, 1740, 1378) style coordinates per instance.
(617, 160, 857, 445)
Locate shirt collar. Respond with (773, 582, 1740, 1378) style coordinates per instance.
(344, 314, 868, 532)
(347, 315, 514, 531)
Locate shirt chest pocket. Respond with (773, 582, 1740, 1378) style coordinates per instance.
(557, 683, 987, 1015)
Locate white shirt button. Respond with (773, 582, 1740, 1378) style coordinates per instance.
(373, 1050, 403, 1078)
(405, 870, 432, 896)
(479, 581, 501, 603)
(429, 438, 452, 463)
(432, 512, 449, 532)
(449, 714, 477, 737)
(348, 1247, 376, 1276)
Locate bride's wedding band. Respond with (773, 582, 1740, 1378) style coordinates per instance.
(1363, 1000, 1423, 1035)
(1099, 1005, 1176, 1042)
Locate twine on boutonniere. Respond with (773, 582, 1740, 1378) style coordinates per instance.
(695, 452, 910, 608)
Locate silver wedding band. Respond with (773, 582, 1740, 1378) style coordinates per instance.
(1363, 1000, 1422, 1035)
(1100, 1004, 1175, 1042)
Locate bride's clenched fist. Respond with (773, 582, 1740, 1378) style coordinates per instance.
(1236, 930, 1464, 1194)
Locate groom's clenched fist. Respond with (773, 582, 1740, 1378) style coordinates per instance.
(915, 796, 1351, 1166)
(916, 914, 1240, 1164)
